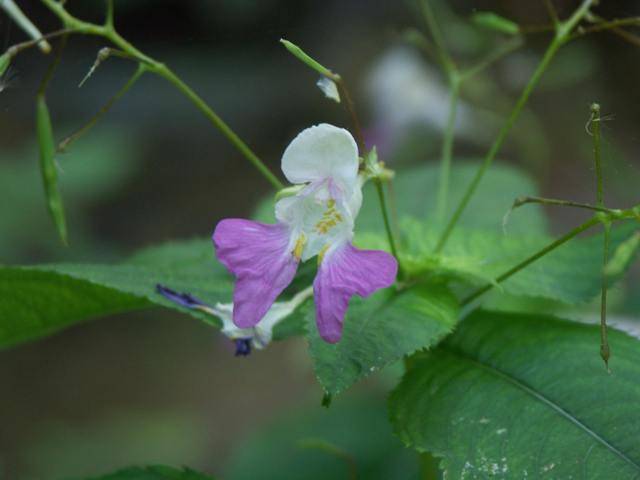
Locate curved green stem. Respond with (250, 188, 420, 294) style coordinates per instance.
(59, 63, 145, 153)
(39, 0, 283, 190)
(435, 75, 460, 222)
(375, 179, 401, 267)
(434, 0, 596, 253)
(154, 65, 283, 189)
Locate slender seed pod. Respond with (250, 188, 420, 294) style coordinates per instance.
(36, 94, 68, 245)
(471, 12, 520, 36)
(0, 52, 10, 78)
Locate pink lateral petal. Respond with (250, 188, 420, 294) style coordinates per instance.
(213, 219, 298, 328)
(313, 242, 398, 343)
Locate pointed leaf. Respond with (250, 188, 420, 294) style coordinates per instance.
(307, 284, 459, 396)
(390, 310, 640, 478)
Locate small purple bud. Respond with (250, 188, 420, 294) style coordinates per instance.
(234, 338, 252, 356)
(156, 284, 207, 309)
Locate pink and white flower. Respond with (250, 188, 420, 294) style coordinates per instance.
(213, 124, 398, 343)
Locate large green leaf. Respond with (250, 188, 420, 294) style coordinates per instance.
(0, 239, 231, 350)
(73, 465, 215, 480)
(389, 310, 640, 478)
(307, 283, 459, 396)
(225, 396, 419, 480)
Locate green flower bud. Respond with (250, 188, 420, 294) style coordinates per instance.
(471, 12, 520, 36)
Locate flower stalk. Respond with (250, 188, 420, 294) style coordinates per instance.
(591, 103, 611, 368)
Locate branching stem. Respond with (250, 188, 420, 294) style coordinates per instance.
(510, 196, 617, 215)
(434, 0, 596, 253)
(38, 0, 284, 190)
(58, 63, 146, 153)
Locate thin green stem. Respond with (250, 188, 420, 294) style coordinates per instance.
(510, 196, 617, 215)
(375, 179, 401, 265)
(105, 0, 114, 29)
(58, 63, 145, 153)
(591, 102, 610, 368)
(419, 0, 456, 75)
(462, 216, 601, 305)
(435, 75, 460, 222)
(572, 13, 640, 48)
(336, 79, 366, 153)
(434, 0, 596, 253)
(576, 17, 640, 36)
(5, 28, 75, 57)
(591, 103, 604, 206)
(155, 65, 283, 189)
(37, 33, 67, 95)
(600, 220, 611, 368)
(2, 0, 51, 52)
(460, 37, 524, 81)
(39, 0, 283, 190)
(543, 0, 560, 26)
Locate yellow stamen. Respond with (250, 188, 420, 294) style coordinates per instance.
(293, 234, 306, 259)
(317, 244, 329, 265)
(315, 199, 343, 235)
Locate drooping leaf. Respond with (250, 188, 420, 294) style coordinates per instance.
(0, 239, 231, 350)
(390, 310, 640, 478)
(307, 283, 459, 396)
(225, 396, 418, 480)
(72, 465, 215, 480)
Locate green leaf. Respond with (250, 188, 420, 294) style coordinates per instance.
(225, 396, 418, 480)
(73, 465, 215, 480)
(390, 310, 640, 478)
(36, 94, 67, 244)
(0, 239, 232, 350)
(307, 283, 459, 396)
(397, 220, 637, 305)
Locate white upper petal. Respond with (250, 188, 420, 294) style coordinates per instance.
(281, 124, 359, 191)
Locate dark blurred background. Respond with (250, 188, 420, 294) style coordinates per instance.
(1, 1, 640, 478)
